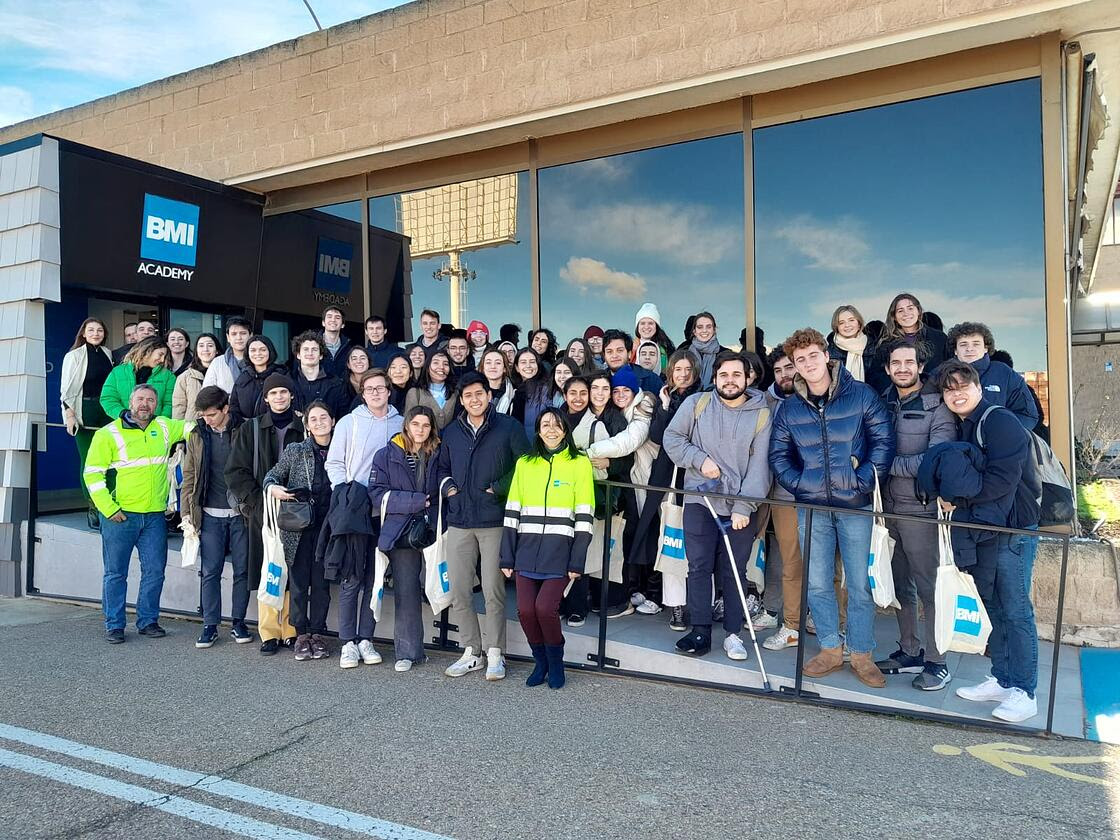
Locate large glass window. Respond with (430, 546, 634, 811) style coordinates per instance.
(539, 135, 746, 350)
(370, 171, 532, 340)
(754, 79, 1046, 376)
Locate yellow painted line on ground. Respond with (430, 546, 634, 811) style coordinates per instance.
(933, 742, 1115, 785)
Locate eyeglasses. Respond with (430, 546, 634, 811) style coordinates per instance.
(362, 386, 389, 394)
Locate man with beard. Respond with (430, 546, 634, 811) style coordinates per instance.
(769, 328, 894, 688)
(875, 340, 957, 690)
(85, 384, 191, 643)
(663, 351, 773, 660)
(445, 330, 476, 378)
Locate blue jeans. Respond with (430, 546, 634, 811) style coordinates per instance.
(100, 511, 168, 631)
(798, 507, 875, 654)
(199, 513, 249, 626)
(970, 532, 1039, 695)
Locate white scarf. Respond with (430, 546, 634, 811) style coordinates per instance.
(833, 333, 867, 382)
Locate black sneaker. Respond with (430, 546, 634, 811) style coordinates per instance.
(195, 625, 218, 648)
(280, 637, 296, 648)
(675, 630, 711, 657)
(875, 647, 924, 674)
(912, 662, 952, 691)
(566, 614, 585, 628)
(230, 622, 253, 644)
(668, 606, 687, 632)
(137, 623, 167, 638)
(260, 639, 279, 656)
(105, 628, 125, 644)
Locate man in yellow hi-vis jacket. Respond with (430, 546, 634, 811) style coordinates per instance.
(84, 383, 190, 644)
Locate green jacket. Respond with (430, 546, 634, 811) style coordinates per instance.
(100, 364, 176, 420)
(84, 416, 190, 518)
(499, 448, 595, 576)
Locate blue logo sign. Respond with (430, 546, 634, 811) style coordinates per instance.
(661, 526, 685, 560)
(315, 237, 353, 294)
(140, 194, 199, 266)
(438, 560, 450, 594)
(952, 594, 983, 637)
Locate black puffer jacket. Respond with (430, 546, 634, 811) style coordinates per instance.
(436, 407, 530, 529)
(769, 361, 895, 509)
(314, 481, 375, 582)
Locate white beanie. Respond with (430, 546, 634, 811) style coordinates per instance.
(635, 302, 661, 328)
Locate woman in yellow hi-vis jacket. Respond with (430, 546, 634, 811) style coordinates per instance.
(500, 408, 595, 689)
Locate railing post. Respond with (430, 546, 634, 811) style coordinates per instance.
(594, 510, 613, 671)
(792, 506, 814, 697)
(1045, 534, 1071, 735)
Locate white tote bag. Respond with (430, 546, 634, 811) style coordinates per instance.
(586, 514, 625, 583)
(179, 519, 200, 568)
(746, 535, 766, 592)
(654, 468, 688, 579)
(867, 468, 899, 609)
(369, 492, 393, 621)
(257, 493, 288, 610)
(423, 478, 453, 615)
(934, 509, 993, 655)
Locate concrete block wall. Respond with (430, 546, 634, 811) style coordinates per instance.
(0, 138, 61, 596)
(0, 0, 1034, 184)
(1033, 538, 1120, 647)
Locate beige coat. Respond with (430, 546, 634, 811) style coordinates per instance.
(173, 367, 206, 421)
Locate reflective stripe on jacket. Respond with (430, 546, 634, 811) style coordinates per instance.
(83, 417, 189, 517)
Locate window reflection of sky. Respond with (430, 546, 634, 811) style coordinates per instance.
(539, 135, 746, 347)
(370, 172, 533, 340)
(755, 78, 1047, 372)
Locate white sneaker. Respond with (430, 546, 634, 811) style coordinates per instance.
(630, 592, 646, 607)
(357, 639, 381, 665)
(992, 688, 1038, 722)
(485, 647, 506, 681)
(444, 646, 484, 677)
(750, 611, 778, 631)
(339, 641, 360, 669)
(394, 659, 413, 673)
(636, 600, 662, 615)
(763, 625, 799, 651)
(723, 634, 749, 661)
(956, 675, 1015, 703)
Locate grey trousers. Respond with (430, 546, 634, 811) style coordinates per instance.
(389, 548, 425, 662)
(444, 526, 507, 654)
(888, 515, 942, 664)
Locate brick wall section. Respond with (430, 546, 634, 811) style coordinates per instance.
(0, 0, 1031, 183)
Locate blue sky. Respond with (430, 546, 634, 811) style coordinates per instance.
(0, 1, 408, 127)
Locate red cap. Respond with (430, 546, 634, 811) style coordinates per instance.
(584, 325, 604, 340)
(467, 320, 489, 339)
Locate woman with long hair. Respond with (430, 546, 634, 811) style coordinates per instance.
(479, 347, 515, 414)
(369, 404, 442, 672)
(61, 317, 114, 529)
(173, 332, 221, 421)
(343, 345, 373, 410)
(870, 292, 949, 392)
(500, 408, 594, 689)
(229, 335, 284, 426)
(528, 328, 558, 368)
(100, 336, 175, 420)
(686, 311, 727, 390)
(404, 349, 459, 429)
(384, 351, 413, 414)
(549, 356, 579, 407)
(511, 348, 551, 436)
(826, 304, 874, 384)
(263, 400, 337, 662)
(407, 343, 427, 380)
(166, 327, 194, 376)
(563, 337, 596, 374)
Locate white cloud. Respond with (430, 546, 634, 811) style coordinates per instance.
(559, 257, 647, 300)
(908, 260, 965, 277)
(0, 85, 35, 126)
(773, 214, 871, 273)
(560, 198, 740, 267)
(572, 157, 632, 182)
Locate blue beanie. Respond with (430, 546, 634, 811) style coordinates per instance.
(611, 366, 641, 395)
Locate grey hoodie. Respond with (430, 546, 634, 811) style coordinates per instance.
(663, 388, 773, 517)
(325, 404, 403, 488)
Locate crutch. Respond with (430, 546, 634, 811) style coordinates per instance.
(702, 496, 772, 691)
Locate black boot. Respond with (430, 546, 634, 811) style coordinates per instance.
(526, 643, 549, 687)
(545, 644, 566, 689)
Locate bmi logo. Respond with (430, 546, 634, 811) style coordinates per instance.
(140, 194, 199, 267)
(661, 526, 685, 560)
(953, 594, 983, 637)
(315, 236, 353, 294)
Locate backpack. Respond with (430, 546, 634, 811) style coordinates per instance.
(976, 405, 1074, 528)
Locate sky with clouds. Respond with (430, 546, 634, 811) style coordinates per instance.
(0, 1, 407, 128)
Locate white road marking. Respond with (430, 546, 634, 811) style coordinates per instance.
(0, 723, 454, 840)
(0, 748, 325, 840)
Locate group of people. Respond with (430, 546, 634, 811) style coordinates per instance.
(66, 292, 1046, 714)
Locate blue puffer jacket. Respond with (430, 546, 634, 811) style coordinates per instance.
(768, 361, 895, 509)
(436, 407, 531, 529)
(368, 435, 441, 552)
